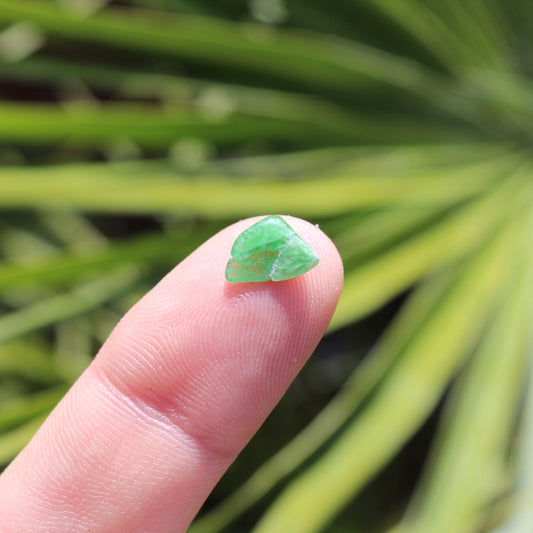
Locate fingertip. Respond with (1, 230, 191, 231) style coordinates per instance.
(98, 213, 344, 451)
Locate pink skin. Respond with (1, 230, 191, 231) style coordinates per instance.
(0, 216, 343, 532)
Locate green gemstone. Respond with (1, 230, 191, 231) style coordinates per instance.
(225, 215, 319, 283)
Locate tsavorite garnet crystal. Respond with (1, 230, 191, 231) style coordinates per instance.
(225, 216, 319, 283)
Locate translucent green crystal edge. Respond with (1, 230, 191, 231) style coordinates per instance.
(225, 215, 319, 283)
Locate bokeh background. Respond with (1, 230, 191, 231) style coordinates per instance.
(1, 1, 532, 532)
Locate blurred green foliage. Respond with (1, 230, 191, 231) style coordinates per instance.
(0, 1, 532, 532)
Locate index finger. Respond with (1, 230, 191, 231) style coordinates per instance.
(0, 215, 343, 533)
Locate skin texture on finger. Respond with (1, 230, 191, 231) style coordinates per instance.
(0, 216, 343, 533)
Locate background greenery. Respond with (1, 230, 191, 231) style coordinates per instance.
(0, 1, 532, 532)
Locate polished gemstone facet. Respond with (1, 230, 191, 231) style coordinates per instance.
(225, 216, 319, 283)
